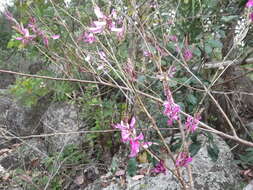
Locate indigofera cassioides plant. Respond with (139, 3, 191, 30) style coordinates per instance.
(3, 0, 253, 189)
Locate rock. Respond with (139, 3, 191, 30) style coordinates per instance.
(0, 139, 48, 170)
(41, 103, 84, 153)
(246, 122, 253, 134)
(0, 72, 15, 89)
(0, 91, 28, 147)
(0, 90, 50, 143)
(84, 134, 243, 190)
(244, 180, 253, 190)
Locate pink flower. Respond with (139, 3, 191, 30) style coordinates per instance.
(169, 35, 178, 42)
(4, 11, 16, 23)
(129, 133, 144, 157)
(114, 117, 136, 143)
(16, 27, 36, 45)
(143, 51, 152, 57)
(98, 50, 107, 62)
(185, 114, 201, 133)
(94, 6, 106, 19)
(115, 117, 153, 157)
(176, 152, 192, 167)
(167, 66, 176, 78)
(51, 34, 60, 39)
(152, 160, 166, 174)
(124, 58, 137, 82)
(82, 32, 96, 43)
(246, 0, 253, 8)
(110, 9, 117, 19)
(43, 36, 49, 48)
(28, 17, 37, 33)
(250, 12, 253, 22)
(89, 21, 106, 34)
(183, 48, 193, 61)
(163, 100, 181, 125)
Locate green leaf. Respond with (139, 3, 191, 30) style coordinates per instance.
(127, 158, 137, 177)
(204, 45, 212, 54)
(186, 94, 198, 105)
(221, 15, 238, 23)
(7, 40, 20, 48)
(205, 131, 214, 142)
(190, 131, 200, 142)
(207, 143, 219, 162)
(189, 141, 201, 157)
(207, 39, 223, 49)
(193, 47, 201, 57)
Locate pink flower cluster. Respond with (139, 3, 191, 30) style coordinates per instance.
(246, 0, 253, 8)
(246, 0, 253, 22)
(176, 152, 192, 167)
(250, 13, 253, 22)
(27, 17, 60, 47)
(164, 101, 181, 125)
(183, 48, 193, 62)
(114, 117, 152, 157)
(14, 24, 36, 45)
(5, 12, 60, 47)
(163, 89, 181, 126)
(81, 5, 124, 43)
(185, 114, 201, 133)
(152, 160, 166, 174)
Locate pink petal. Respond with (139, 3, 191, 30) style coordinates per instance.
(51, 34, 60, 39)
(16, 37, 23, 40)
(129, 139, 140, 157)
(121, 130, 131, 143)
(141, 142, 153, 149)
(110, 27, 123, 32)
(143, 51, 152, 57)
(94, 6, 105, 19)
(250, 12, 253, 22)
(136, 133, 144, 141)
(246, 0, 253, 7)
(110, 9, 117, 19)
(89, 26, 104, 34)
(94, 21, 106, 27)
(22, 28, 30, 36)
(130, 117, 136, 128)
(43, 37, 49, 47)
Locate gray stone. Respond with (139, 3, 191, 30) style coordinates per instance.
(42, 103, 84, 153)
(0, 91, 29, 143)
(0, 72, 15, 89)
(85, 134, 243, 190)
(244, 180, 253, 190)
(0, 138, 48, 170)
(0, 90, 50, 141)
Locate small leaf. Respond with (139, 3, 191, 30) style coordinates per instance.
(137, 151, 148, 163)
(207, 143, 219, 162)
(190, 131, 200, 142)
(127, 158, 137, 177)
(205, 131, 214, 142)
(193, 47, 201, 57)
(205, 45, 212, 54)
(221, 15, 238, 22)
(189, 141, 202, 157)
(207, 39, 223, 49)
(186, 94, 198, 105)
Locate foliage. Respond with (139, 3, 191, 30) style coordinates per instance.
(10, 77, 50, 107)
